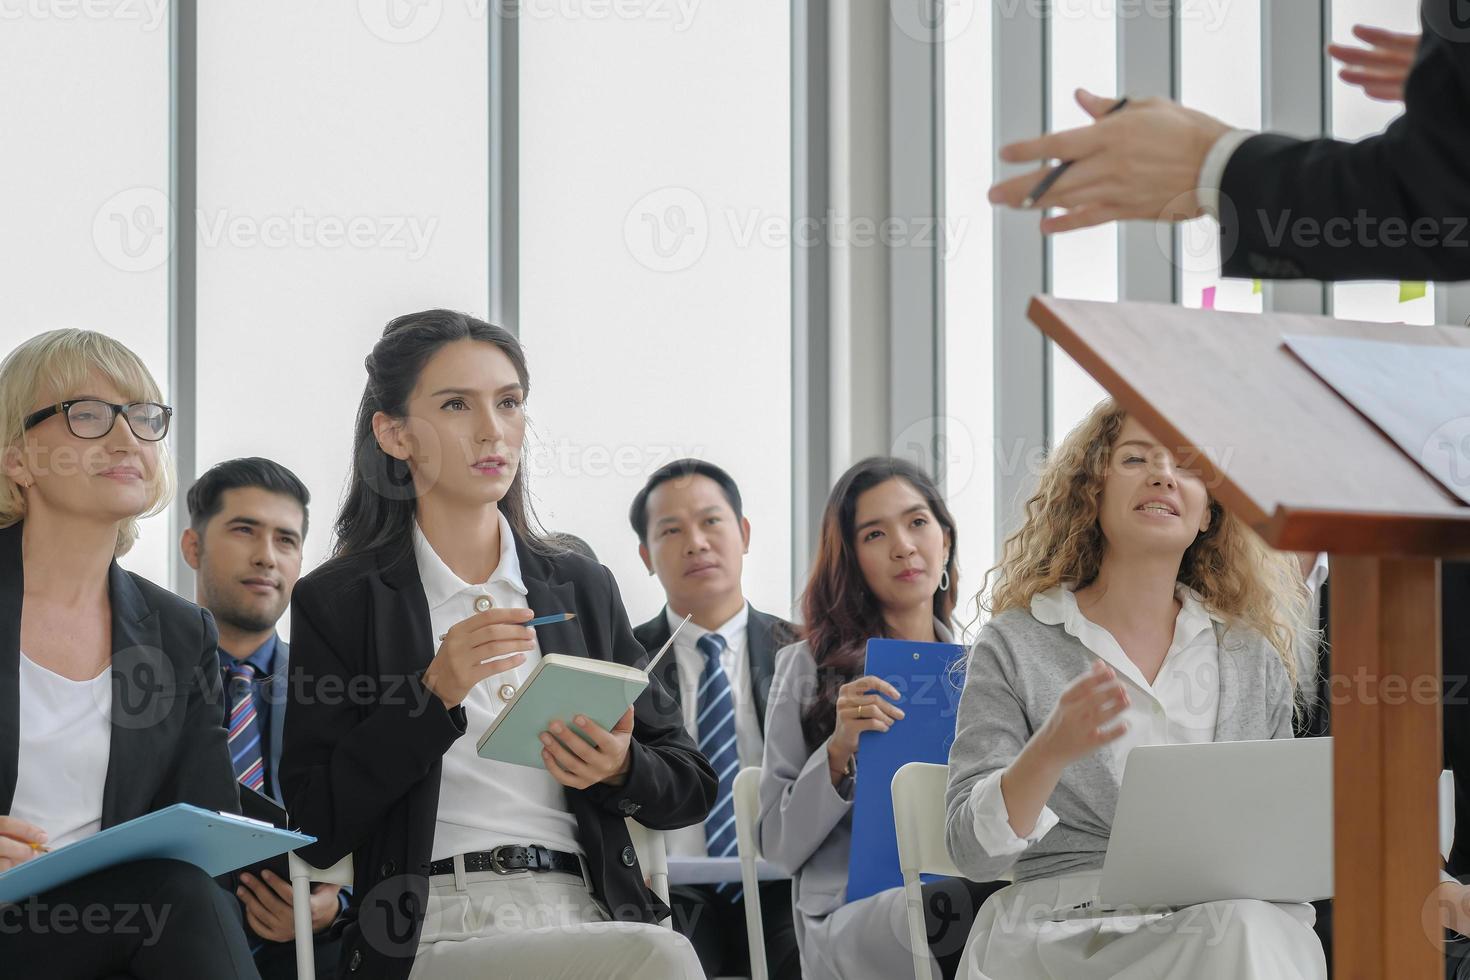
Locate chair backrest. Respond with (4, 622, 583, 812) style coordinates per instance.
(893, 762, 962, 879)
(734, 765, 769, 980)
(626, 818, 672, 926)
(1442, 768, 1457, 862)
(288, 850, 354, 888)
(892, 762, 959, 980)
(290, 851, 354, 980)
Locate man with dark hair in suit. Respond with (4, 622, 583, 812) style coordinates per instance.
(182, 456, 343, 980)
(629, 458, 802, 979)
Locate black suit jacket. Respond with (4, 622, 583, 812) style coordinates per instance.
(1220, 1, 1470, 282)
(632, 604, 798, 734)
(279, 531, 716, 980)
(0, 521, 240, 831)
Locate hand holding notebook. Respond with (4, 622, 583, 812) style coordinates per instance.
(477, 613, 691, 769)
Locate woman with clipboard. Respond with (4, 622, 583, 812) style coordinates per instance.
(0, 330, 257, 978)
(758, 457, 1000, 980)
(278, 309, 712, 980)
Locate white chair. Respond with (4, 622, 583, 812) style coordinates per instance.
(1443, 768, 1457, 862)
(892, 762, 965, 980)
(733, 765, 769, 980)
(289, 850, 354, 980)
(625, 817, 672, 925)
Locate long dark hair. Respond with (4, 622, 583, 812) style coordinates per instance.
(798, 456, 959, 748)
(332, 309, 548, 563)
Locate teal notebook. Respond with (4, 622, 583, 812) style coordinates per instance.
(476, 615, 689, 769)
(475, 654, 651, 768)
(0, 803, 314, 904)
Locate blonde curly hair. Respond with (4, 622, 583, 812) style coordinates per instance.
(0, 329, 175, 557)
(983, 398, 1308, 692)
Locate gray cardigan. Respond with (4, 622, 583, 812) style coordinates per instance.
(944, 608, 1296, 885)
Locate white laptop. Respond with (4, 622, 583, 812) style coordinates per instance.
(1048, 737, 1333, 920)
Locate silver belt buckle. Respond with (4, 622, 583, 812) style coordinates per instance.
(487, 845, 516, 875)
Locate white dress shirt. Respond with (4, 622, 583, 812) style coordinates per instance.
(665, 602, 760, 858)
(968, 584, 1223, 856)
(10, 652, 112, 848)
(1197, 128, 1257, 222)
(416, 513, 583, 861)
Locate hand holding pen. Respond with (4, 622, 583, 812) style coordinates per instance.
(424, 608, 579, 709)
(989, 89, 1234, 235)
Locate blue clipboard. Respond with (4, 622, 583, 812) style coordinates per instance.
(0, 803, 315, 904)
(844, 637, 966, 904)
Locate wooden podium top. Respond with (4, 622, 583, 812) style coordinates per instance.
(1028, 296, 1470, 557)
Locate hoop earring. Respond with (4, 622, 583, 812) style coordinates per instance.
(938, 568, 951, 592)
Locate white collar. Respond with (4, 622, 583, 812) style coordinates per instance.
(666, 602, 750, 652)
(1305, 552, 1330, 594)
(412, 510, 525, 610)
(1030, 583, 1219, 692)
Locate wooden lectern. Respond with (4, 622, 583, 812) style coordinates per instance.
(1028, 296, 1470, 980)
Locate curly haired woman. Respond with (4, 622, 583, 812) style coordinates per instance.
(943, 399, 1325, 980)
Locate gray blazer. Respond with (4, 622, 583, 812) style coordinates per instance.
(943, 608, 1297, 885)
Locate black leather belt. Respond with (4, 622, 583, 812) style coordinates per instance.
(428, 844, 584, 879)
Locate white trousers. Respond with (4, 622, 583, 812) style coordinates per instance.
(962, 872, 1327, 980)
(406, 859, 703, 980)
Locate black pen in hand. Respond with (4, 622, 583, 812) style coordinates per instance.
(1020, 96, 1130, 209)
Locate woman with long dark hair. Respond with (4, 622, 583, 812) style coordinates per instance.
(756, 457, 1002, 980)
(279, 310, 713, 980)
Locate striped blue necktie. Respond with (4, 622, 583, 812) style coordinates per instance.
(696, 632, 741, 899)
(227, 662, 266, 792)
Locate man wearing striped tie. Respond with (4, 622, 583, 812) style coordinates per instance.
(630, 459, 802, 980)
(182, 457, 343, 980)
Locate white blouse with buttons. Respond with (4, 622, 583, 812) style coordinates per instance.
(416, 514, 584, 862)
(968, 583, 1222, 855)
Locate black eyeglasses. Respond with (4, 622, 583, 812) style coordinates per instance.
(22, 399, 173, 442)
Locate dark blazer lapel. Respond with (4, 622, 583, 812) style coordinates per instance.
(373, 546, 436, 679)
(100, 561, 170, 828)
(644, 609, 681, 704)
(0, 523, 22, 813)
(745, 605, 780, 732)
(268, 639, 290, 803)
(517, 540, 589, 662)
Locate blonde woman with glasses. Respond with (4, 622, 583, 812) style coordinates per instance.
(0, 330, 257, 979)
(944, 399, 1325, 980)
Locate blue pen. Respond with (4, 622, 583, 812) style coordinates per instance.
(526, 612, 577, 628)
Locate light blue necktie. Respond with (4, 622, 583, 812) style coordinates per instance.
(696, 632, 741, 899)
